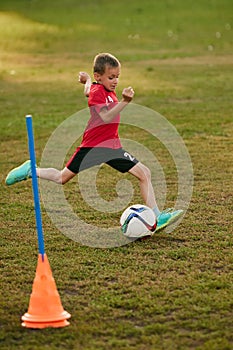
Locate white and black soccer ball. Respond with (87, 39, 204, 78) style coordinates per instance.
(120, 204, 157, 238)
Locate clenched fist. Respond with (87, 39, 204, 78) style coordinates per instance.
(78, 72, 91, 84)
(122, 86, 134, 103)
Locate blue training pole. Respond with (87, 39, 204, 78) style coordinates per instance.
(26, 115, 45, 258)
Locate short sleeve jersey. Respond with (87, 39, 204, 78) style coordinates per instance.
(80, 83, 122, 149)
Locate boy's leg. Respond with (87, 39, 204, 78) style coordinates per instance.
(128, 161, 183, 231)
(128, 162, 159, 211)
(6, 160, 76, 186)
(37, 167, 76, 184)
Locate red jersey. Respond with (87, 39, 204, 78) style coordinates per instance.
(80, 83, 122, 149)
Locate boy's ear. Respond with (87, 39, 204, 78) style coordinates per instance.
(94, 72, 101, 82)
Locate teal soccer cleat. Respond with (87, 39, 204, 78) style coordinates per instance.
(155, 208, 184, 232)
(5, 160, 32, 186)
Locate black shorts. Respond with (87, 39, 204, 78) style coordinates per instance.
(66, 147, 138, 174)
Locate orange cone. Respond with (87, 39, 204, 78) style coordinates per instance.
(21, 254, 71, 328)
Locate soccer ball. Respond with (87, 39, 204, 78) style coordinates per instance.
(120, 204, 157, 238)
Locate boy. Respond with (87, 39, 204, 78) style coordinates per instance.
(6, 53, 183, 231)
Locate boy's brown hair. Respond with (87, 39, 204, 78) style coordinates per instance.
(93, 53, 120, 75)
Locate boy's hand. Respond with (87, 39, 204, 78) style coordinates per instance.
(78, 72, 91, 84)
(122, 87, 134, 103)
(79, 72, 91, 97)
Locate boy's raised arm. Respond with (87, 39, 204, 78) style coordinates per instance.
(78, 72, 92, 97)
(99, 87, 134, 123)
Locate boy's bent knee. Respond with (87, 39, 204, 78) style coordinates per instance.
(61, 168, 76, 184)
(129, 162, 151, 181)
(61, 174, 70, 185)
(140, 164, 151, 181)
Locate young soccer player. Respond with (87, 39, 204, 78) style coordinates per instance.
(5, 53, 183, 231)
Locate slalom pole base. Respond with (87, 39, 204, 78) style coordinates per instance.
(21, 318, 70, 329)
(21, 254, 71, 329)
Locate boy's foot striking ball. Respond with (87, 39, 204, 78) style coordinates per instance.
(120, 204, 157, 238)
(155, 209, 184, 232)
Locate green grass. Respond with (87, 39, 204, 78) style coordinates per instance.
(0, 0, 233, 349)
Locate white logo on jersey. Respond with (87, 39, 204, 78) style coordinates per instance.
(107, 96, 114, 103)
(124, 152, 135, 162)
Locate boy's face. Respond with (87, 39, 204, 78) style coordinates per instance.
(94, 65, 120, 92)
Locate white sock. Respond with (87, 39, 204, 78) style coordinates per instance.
(153, 206, 161, 217)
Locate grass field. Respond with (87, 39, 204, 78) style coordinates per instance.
(0, 0, 233, 349)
